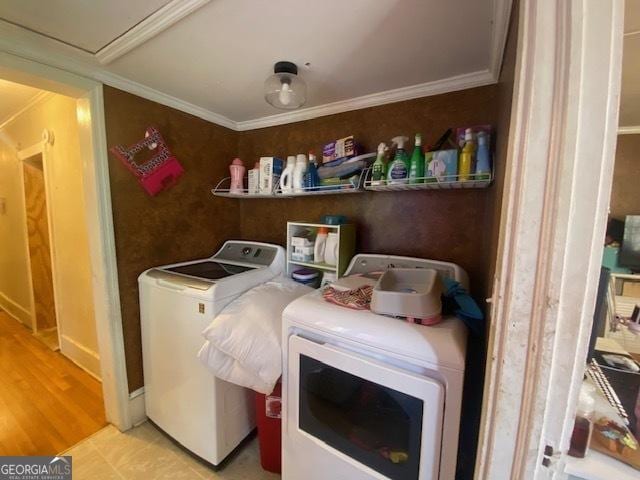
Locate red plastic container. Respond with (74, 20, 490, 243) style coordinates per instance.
(255, 382, 282, 474)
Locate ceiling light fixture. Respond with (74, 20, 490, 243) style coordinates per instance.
(264, 61, 307, 110)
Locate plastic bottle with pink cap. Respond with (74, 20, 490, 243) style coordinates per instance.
(229, 158, 245, 194)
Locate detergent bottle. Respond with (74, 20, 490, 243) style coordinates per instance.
(293, 154, 308, 193)
(475, 131, 491, 180)
(229, 158, 245, 194)
(280, 155, 296, 194)
(370, 142, 388, 186)
(305, 152, 320, 190)
(409, 133, 425, 183)
(458, 128, 475, 182)
(387, 136, 410, 185)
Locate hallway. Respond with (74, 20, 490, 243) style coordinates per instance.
(0, 311, 106, 455)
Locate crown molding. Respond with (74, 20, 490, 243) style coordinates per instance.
(618, 125, 640, 135)
(96, 0, 211, 64)
(94, 70, 237, 129)
(235, 70, 496, 131)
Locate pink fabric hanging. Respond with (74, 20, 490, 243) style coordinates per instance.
(110, 126, 184, 196)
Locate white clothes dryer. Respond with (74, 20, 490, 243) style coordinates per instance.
(282, 254, 469, 480)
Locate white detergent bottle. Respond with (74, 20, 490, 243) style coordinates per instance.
(314, 227, 328, 263)
(293, 154, 308, 193)
(280, 156, 296, 194)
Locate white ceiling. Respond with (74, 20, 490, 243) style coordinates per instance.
(0, 79, 43, 126)
(106, 0, 493, 122)
(621, 1, 640, 127)
(0, 0, 504, 128)
(0, 0, 172, 53)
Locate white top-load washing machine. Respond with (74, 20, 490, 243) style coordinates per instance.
(282, 254, 469, 480)
(138, 240, 285, 466)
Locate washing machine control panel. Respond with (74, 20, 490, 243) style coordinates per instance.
(214, 241, 278, 266)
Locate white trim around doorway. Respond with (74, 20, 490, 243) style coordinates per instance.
(475, 0, 623, 478)
(0, 51, 132, 431)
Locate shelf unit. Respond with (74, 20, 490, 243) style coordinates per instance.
(210, 177, 278, 198)
(363, 171, 492, 191)
(288, 260, 337, 271)
(211, 168, 368, 198)
(211, 166, 493, 198)
(286, 222, 356, 282)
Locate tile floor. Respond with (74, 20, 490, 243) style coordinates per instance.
(63, 422, 280, 479)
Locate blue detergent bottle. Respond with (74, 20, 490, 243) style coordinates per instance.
(475, 132, 491, 180)
(305, 152, 320, 190)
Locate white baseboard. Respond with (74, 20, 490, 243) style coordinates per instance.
(128, 387, 147, 427)
(60, 334, 101, 380)
(0, 291, 32, 326)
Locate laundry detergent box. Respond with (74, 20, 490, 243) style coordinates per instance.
(259, 157, 284, 194)
(322, 136, 359, 164)
(426, 149, 458, 182)
(247, 166, 260, 195)
(291, 245, 314, 262)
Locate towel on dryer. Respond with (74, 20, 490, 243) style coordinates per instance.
(198, 277, 311, 394)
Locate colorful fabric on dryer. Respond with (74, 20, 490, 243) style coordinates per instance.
(323, 285, 373, 310)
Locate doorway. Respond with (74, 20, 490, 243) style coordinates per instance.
(0, 50, 131, 434)
(21, 152, 59, 349)
(0, 80, 109, 454)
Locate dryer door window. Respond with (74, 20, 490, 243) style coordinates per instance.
(290, 335, 444, 480)
(300, 354, 423, 479)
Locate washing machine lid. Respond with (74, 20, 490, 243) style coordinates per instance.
(143, 241, 285, 287)
(165, 261, 255, 280)
(283, 291, 467, 371)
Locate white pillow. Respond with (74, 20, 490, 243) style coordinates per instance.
(198, 277, 312, 394)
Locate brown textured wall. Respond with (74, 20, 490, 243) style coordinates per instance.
(103, 87, 240, 391)
(610, 134, 640, 220)
(104, 83, 511, 395)
(236, 85, 500, 297)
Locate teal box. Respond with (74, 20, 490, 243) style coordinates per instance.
(602, 245, 632, 274)
(427, 149, 458, 182)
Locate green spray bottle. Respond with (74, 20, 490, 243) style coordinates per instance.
(409, 133, 425, 183)
(370, 142, 388, 186)
(387, 136, 410, 184)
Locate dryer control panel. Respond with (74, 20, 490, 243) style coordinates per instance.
(345, 253, 469, 290)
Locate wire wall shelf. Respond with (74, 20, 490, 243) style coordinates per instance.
(212, 166, 492, 198)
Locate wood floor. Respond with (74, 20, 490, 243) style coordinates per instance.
(0, 311, 106, 455)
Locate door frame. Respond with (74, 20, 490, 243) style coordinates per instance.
(17, 136, 60, 340)
(475, 0, 623, 478)
(0, 52, 131, 430)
